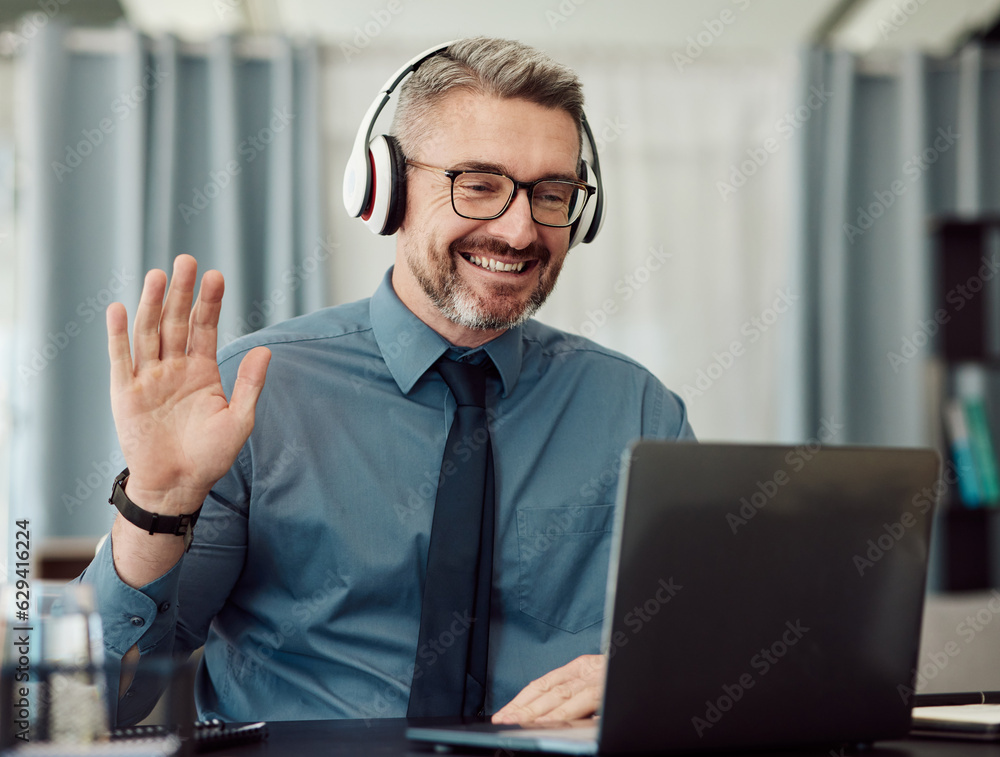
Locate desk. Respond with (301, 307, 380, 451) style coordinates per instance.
(226, 718, 1000, 756)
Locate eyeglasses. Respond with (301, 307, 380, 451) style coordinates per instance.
(406, 160, 596, 228)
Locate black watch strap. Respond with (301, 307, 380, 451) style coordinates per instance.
(108, 467, 200, 549)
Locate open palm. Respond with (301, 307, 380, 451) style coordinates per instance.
(106, 255, 270, 514)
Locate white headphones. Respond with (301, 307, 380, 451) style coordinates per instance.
(342, 41, 605, 248)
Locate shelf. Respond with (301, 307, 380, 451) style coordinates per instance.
(939, 507, 993, 591)
(934, 219, 1000, 590)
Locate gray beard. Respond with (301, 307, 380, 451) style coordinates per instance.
(410, 238, 558, 331)
(423, 272, 547, 331)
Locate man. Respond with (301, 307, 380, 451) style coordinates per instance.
(83, 37, 693, 726)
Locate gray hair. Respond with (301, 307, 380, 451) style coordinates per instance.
(390, 37, 585, 161)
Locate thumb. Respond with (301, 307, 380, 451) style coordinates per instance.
(228, 346, 271, 428)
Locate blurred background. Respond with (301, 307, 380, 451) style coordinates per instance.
(2, 0, 1000, 610)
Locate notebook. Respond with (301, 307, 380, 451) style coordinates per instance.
(911, 704, 1000, 739)
(407, 441, 941, 754)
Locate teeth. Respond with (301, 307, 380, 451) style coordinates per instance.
(467, 255, 526, 273)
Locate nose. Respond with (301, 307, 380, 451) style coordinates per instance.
(482, 187, 539, 251)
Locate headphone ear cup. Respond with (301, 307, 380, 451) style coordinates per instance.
(568, 160, 601, 249)
(382, 136, 407, 236)
(362, 135, 407, 235)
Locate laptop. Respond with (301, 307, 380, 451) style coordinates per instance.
(407, 441, 941, 754)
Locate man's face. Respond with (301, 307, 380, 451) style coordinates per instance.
(392, 90, 581, 347)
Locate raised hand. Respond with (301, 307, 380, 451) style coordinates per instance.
(106, 255, 270, 586)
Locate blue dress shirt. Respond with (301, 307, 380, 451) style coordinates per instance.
(83, 268, 694, 724)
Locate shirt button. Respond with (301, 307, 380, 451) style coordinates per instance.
(158, 602, 171, 613)
(130, 616, 145, 627)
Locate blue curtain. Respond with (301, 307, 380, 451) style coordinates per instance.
(10, 25, 325, 540)
(800, 44, 1000, 447)
(801, 45, 1000, 589)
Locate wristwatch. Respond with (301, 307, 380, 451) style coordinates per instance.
(108, 467, 201, 550)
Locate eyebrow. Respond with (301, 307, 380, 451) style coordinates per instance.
(452, 160, 581, 184)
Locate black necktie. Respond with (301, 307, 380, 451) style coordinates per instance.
(407, 358, 495, 719)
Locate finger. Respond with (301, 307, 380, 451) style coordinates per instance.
(534, 684, 602, 723)
(187, 270, 225, 358)
(132, 269, 168, 370)
(493, 677, 584, 723)
(159, 255, 198, 360)
(107, 302, 134, 389)
(493, 670, 566, 722)
(227, 347, 271, 434)
(493, 655, 604, 723)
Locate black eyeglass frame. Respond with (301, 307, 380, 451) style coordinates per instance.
(406, 159, 597, 228)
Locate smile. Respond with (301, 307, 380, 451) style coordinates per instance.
(461, 253, 531, 274)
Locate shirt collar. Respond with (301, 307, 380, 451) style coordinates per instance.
(370, 267, 523, 397)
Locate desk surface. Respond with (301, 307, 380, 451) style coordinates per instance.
(232, 718, 1000, 756)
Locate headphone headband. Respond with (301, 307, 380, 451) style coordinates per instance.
(343, 42, 454, 218)
(343, 40, 605, 246)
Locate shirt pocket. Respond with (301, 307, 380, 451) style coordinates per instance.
(516, 504, 616, 633)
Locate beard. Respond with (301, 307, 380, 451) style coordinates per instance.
(405, 234, 565, 331)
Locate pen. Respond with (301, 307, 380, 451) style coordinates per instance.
(913, 692, 1000, 707)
